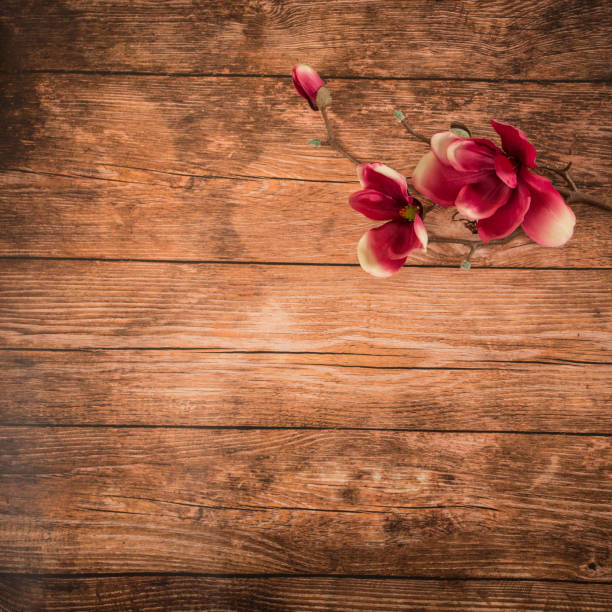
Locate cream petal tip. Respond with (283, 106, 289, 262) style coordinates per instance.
(357, 232, 403, 278)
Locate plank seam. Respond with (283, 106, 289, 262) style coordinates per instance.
(1, 572, 610, 584)
(1, 70, 610, 84)
(0, 255, 608, 271)
(1, 424, 610, 436)
(0, 348, 609, 368)
(1, 166, 356, 185)
(2, 166, 607, 190)
(76, 499, 499, 516)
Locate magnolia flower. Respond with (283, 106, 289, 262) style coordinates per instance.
(292, 64, 328, 110)
(412, 120, 575, 246)
(350, 163, 428, 277)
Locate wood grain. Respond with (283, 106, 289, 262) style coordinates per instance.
(1, 428, 610, 579)
(1, 0, 610, 609)
(0, 261, 609, 365)
(1, 171, 610, 268)
(1, 350, 610, 432)
(0, 75, 609, 185)
(1, 575, 611, 611)
(1, 1, 610, 80)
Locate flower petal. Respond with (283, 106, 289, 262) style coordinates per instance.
(412, 151, 471, 207)
(455, 173, 513, 220)
(494, 154, 518, 188)
(491, 119, 537, 168)
(520, 169, 575, 247)
(357, 162, 408, 202)
(413, 213, 428, 252)
(478, 181, 530, 242)
(431, 131, 462, 165)
(446, 138, 499, 173)
(357, 222, 408, 278)
(292, 64, 325, 110)
(386, 220, 427, 259)
(349, 189, 401, 220)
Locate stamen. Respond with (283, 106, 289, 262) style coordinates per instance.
(399, 205, 417, 221)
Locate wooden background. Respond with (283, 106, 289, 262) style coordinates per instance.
(0, 1, 611, 610)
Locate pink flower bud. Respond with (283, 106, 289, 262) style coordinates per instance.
(292, 64, 328, 111)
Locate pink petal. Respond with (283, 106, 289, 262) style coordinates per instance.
(412, 151, 471, 207)
(446, 138, 499, 173)
(455, 173, 513, 220)
(386, 220, 426, 259)
(413, 213, 428, 252)
(520, 169, 576, 247)
(478, 181, 531, 242)
(357, 222, 408, 278)
(357, 162, 408, 202)
(494, 154, 518, 188)
(491, 119, 537, 168)
(431, 131, 462, 165)
(292, 64, 325, 110)
(349, 189, 401, 220)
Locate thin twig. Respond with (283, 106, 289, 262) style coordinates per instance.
(464, 243, 478, 267)
(538, 162, 611, 211)
(452, 210, 478, 234)
(557, 187, 612, 211)
(539, 162, 578, 190)
(420, 203, 436, 219)
(428, 229, 521, 267)
(320, 107, 360, 165)
(399, 117, 430, 144)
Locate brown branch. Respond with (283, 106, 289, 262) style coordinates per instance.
(556, 186, 612, 211)
(320, 107, 361, 165)
(428, 229, 522, 268)
(399, 116, 430, 144)
(538, 163, 611, 212)
(420, 203, 437, 219)
(452, 210, 478, 234)
(538, 162, 578, 190)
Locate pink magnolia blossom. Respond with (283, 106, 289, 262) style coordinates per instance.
(292, 64, 326, 110)
(412, 120, 575, 246)
(350, 163, 428, 277)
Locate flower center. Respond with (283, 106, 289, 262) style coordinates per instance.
(399, 204, 418, 221)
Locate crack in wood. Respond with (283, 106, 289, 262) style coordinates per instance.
(95, 495, 500, 516)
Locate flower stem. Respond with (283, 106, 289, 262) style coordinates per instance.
(428, 229, 521, 267)
(320, 107, 361, 165)
(399, 116, 430, 144)
(538, 163, 611, 212)
(556, 186, 612, 211)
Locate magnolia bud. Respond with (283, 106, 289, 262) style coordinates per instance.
(292, 64, 326, 111)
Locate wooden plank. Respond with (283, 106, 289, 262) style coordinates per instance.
(1, 428, 610, 578)
(1, 350, 610, 432)
(0, 261, 609, 365)
(1, 172, 610, 268)
(1, 1, 610, 80)
(1, 575, 611, 612)
(1, 75, 609, 186)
